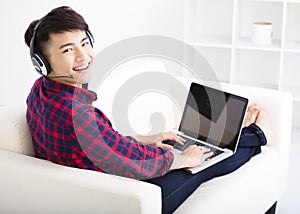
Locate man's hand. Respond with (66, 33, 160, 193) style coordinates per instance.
(133, 132, 213, 170)
(170, 146, 213, 170)
(133, 131, 186, 150)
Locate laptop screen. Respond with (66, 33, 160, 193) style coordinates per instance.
(178, 82, 248, 152)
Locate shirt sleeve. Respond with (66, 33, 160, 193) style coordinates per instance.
(238, 123, 267, 148)
(73, 107, 174, 180)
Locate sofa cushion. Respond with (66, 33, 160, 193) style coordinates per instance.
(175, 147, 282, 214)
(0, 100, 35, 156)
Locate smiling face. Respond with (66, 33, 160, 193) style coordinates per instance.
(45, 30, 94, 88)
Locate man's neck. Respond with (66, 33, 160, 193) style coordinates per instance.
(52, 79, 82, 88)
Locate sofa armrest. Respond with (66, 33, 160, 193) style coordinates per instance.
(0, 100, 35, 156)
(168, 77, 293, 213)
(0, 149, 161, 214)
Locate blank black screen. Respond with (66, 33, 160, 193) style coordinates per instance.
(179, 83, 248, 151)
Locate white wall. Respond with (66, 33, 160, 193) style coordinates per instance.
(0, 0, 184, 105)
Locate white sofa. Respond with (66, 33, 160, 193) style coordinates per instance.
(0, 76, 293, 214)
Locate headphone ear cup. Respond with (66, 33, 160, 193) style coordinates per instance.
(31, 53, 51, 76)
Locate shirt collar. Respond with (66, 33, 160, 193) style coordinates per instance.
(42, 77, 97, 104)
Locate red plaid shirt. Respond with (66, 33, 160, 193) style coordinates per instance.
(26, 77, 174, 180)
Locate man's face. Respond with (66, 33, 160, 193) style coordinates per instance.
(46, 30, 94, 87)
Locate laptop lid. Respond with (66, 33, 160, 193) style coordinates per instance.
(178, 82, 248, 152)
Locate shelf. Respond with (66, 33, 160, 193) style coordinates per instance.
(292, 100, 300, 128)
(287, 0, 300, 3)
(233, 49, 280, 89)
(284, 40, 300, 52)
(187, 35, 232, 47)
(282, 85, 300, 98)
(234, 0, 283, 46)
(234, 37, 281, 51)
(284, 2, 300, 49)
(185, 0, 233, 46)
(247, 0, 285, 2)
(252, 0, 300, 2)
(193, 46, 231, 82)
(281, 52, 300, 99)
(184, 0, 300, 127)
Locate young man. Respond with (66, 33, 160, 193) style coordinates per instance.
(25, 6, 271, 213)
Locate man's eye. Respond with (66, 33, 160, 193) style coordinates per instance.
(82, 41, 90, 46)
(63, 48, 72, 53)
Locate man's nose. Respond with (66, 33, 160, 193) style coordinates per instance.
(75, 48, 90, 61)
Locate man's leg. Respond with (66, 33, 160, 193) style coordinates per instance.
(145, 142, 261, 214)
(144, 105, 269, 214)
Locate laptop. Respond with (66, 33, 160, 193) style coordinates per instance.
(164, 82, 248, 174)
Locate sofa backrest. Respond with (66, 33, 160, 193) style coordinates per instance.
(95, 72, 293, 168)
(93, 58, 177, 136)
(0, 101, 35, 156)
(0, 74, 293, 165)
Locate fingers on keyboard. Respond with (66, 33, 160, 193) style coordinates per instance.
(162, 140, 176, 146)
(202, 151, 214, 162)
(177, 136, 186, 145)
(198, 146, 211, 153)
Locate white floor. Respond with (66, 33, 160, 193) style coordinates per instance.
(277, 128, 300, 214)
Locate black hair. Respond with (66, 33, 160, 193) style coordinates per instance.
(24, 6, 90, 56)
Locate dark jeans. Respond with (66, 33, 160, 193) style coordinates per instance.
(144, 124, 266, 214)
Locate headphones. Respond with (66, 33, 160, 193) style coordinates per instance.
(29, 19, 94, 76)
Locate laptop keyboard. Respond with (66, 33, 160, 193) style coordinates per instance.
(163, 136, 224, 160)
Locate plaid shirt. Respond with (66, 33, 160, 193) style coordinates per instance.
(26, 77, 174, 180)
